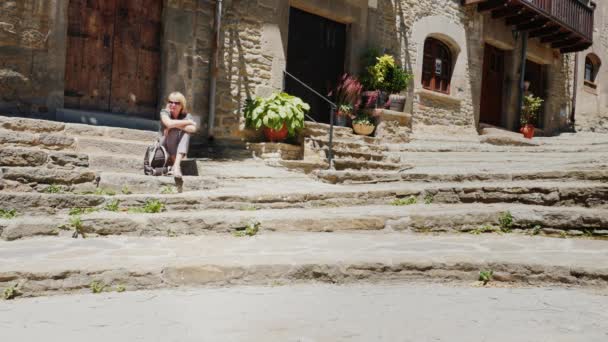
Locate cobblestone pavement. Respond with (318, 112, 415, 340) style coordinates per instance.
(1, 283, 607, 342)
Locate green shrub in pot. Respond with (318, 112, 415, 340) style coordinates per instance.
(244, 92, 309, 137)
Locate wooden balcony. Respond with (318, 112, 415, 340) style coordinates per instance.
(463, 0, 596, 53)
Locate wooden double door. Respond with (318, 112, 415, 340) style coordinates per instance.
(64, 0, 162, 118)
(285, 7, 346, 123)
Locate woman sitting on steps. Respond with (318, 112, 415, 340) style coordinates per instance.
(160, 92, 197, 178)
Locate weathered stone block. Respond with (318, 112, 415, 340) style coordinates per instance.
(48, 152, 89, 168)
(0, 148, 47, 166)
(1, 167, 97, 184)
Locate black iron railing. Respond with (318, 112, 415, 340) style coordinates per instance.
(283, 70, 337, 169)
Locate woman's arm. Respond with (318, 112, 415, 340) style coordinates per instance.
(160, 110, 196, 130)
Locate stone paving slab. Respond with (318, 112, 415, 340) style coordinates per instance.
(2, 284, 607, 342)
(1, 233, 607, 295)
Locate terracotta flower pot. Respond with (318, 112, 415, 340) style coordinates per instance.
(352, 123, 375, 136)
(263, 123, 288, 142)
(521, 124, 535, 139)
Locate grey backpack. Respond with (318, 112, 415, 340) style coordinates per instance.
(144, 140, 169, 176)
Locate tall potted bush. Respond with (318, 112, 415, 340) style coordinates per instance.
(244, 92, 309, 142)
(520, 94, 543, 139)
(329, 74, 363, 126)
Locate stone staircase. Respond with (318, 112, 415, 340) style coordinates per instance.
(276, 122, 413, 182)
(1, 114, 608, 299)
(0, 116, 217, 194)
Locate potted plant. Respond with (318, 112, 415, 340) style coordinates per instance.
(244, 92, 309, 142)
(520, 94, 543, 139)
(352, 112, 375, 136)
(360, 53, 412, 111)
(329, 74, 363, 126)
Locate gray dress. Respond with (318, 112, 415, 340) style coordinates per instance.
(159, 109, 192, 158)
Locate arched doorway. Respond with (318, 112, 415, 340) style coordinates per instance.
(64, 0, 162, 119)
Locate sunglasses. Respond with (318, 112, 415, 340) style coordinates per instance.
(168, 101, 181, 106)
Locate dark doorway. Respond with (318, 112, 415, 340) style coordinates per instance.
(285, 7, 346, 123)
(64, 0, 162, 119)
(479, 44, 505, 127)
(524, 60, 546, 128)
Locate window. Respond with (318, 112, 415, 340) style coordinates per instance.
(422, 37, 452, 94)
(584, 54, 600, 86)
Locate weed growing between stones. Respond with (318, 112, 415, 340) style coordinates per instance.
(424, 193, 434, 204)
(479, 270, 494, 285)
(104, 199, 120, 212)
(391, 196, 417, 206)
(160, 185, 177, 194)
(583, 229, 594, 237)
(0, 208, 17, 219)
(3, 284, 21, 300)
(44, 184, 62, 194)
(94, 188, 116, 196)
(69, 216, 86, 238)
(240, 205, 258, 211)
(121, 185, 132, 195)
(233, 221, 260, 237)
(559, 231, 568, 239)
(531, 225, 542, 235)
(499, 211, 513, 233)
(116, 285, 126, 293)
(68, 207, 98, 216)
(90, 281, 106, 294)
(470, 225, 497, 235)
(128, 199, 165, 214)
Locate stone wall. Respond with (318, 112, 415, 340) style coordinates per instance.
(575, 1, 608, 133)
(368, 0, 477, 128)
(0, 0, 67, 117)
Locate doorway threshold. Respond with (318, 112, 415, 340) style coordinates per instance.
(57, 108, 159, 132)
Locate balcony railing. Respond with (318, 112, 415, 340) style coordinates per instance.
(524, 0, 594, 41)
(466, 0, 596, 52)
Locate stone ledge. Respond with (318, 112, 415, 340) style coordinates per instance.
(247, 142, 303, 160)
(415, 88, 462, 105)
(375, 109, 412, 128)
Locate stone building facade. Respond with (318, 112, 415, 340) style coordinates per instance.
(575, 2, 608, 132)
(0, 0, 605, 142)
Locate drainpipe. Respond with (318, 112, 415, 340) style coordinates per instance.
(570, 52, 579, 128)
(208, 0, 222, 140)
(516, 31, 528, 130)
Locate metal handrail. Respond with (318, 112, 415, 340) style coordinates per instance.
(283, 70, 336, 169)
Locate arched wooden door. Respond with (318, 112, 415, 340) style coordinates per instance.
(64, 0, 162, 119)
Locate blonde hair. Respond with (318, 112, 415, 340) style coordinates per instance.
(167, 92, 187, 114)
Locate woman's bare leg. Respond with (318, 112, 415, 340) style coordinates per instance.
(173, 153, 185, 177)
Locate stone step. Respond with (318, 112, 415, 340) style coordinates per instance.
(1, 232, 606, 297)
(1, 127, 151, 157)
(304, 137, 387, 154)
(333, 158, 406, 171)
(302, 125, 379, 145)
(333, 148, 387, 162)
(1, 180, 605, 215)
(0, 147, 89, 168)
(314, 168, 608, 184)
(0, 167, 217, 194)
(1, 203, 607, 241)
(0, 115, 158, 143)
